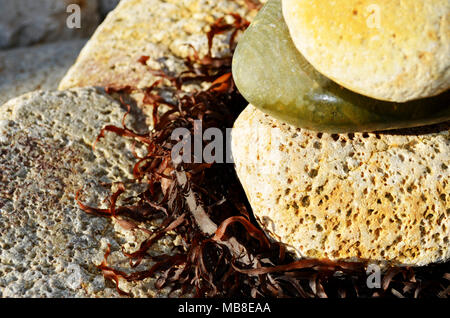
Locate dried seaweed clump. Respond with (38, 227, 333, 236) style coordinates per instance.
(77, 8, 449, 298)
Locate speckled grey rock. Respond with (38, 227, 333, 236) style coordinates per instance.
(0, 88, 180, 297)
(0, 0, 99, 49)
(232, 105, 450, 266)
(0, 40, 86, 106)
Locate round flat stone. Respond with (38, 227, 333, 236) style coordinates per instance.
(232, 0, 450, 133)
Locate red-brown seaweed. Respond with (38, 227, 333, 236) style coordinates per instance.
(76, 3, 449, 298)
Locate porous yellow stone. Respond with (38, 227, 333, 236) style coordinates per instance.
(232, 105, 450, 266)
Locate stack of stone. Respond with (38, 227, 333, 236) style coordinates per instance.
(0, 0, 447, 298)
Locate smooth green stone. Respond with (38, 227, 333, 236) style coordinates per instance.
(232, 0, 450, 133)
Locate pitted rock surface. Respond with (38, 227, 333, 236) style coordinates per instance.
(0, 88, 180, 297)
(232, 105, 450, 266)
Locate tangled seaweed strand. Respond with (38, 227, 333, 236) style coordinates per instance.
(77, 7, 449, 298)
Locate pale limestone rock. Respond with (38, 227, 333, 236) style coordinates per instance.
(0, 0, 99, 49)
(0, 88, 179, 297)
(0, 40, 86, 105)
(59, 0, 259, 90)
(232, 105, 450, 266)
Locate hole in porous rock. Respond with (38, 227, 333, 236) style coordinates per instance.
(374, 228, 381, 239)
(316, 185, 324, 194)
(301, 196, 310, 207)
(384, 192, 394, 202)
(308, 169, 318, 178)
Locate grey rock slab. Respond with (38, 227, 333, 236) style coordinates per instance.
(0, 40, 87, 106)
(0, 88, 179, 297)
(0, 0, 99, 49)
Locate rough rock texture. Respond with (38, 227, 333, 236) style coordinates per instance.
(232, 105, 450, 266)
(59, 0, 259, 90)
(282, 0, 450, 102)
(0, 40, 86, 105)
(0, 0, 99, 49)
(0, 88, 180, 297)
